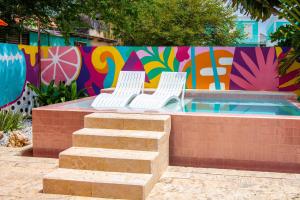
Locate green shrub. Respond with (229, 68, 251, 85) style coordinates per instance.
(0, 110, 24, 132)
(27, 80, 88, 106)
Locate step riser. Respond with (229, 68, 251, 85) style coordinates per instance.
(59, 155, 153, 174)
(84, 115, 171, 132)
(73, 134, 159, 151)
(152, 138, 169, 182)
(43, 113, 171, 200)
(43, 179, 148, 200)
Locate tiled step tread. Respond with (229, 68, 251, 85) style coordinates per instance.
(44, 168, 152, 185)
(60, 147, 159, 160)
(84, 113, 171, 132)
(85, 113, 170, 121)
(74, 128, 166, 139)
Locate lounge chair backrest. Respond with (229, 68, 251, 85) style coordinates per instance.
(112, 71, 145, 96)
(154, 72, 186, 99)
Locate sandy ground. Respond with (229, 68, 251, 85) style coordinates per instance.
(0, 146, 300, 200)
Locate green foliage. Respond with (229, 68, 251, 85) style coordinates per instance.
(27, 80, 88, 106)
(230, 0, 281, 21)
(94, 0, 243, 46)
(229, 0, 300, 27)
(271, 24, 300, 76)
(0, 0, 92, 42)
(0, 110, 24, 132)
(271, 25, 298, 47)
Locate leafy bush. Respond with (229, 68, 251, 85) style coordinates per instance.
(271, 24, 300, 100)
(0, 110, 24, 132)
(271, 25, 300, 75)
(27, 80, 88, 106)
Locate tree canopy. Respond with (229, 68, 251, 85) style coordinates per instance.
(0, 0, 91, 42)
(0, 0, 243, 46)
(93, 0, 243, 46)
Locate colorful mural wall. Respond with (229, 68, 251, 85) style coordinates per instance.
(0, 43, 300, 115)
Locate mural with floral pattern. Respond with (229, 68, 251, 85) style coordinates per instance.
(0, 43, 299, 114)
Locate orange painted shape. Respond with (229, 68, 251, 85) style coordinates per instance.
(183, 50, 233, 90)
(0, 19, 8, 26)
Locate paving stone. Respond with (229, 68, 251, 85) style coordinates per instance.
(1, 147, 300, 200)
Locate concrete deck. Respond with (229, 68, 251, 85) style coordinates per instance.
(1, 146, 300, 200)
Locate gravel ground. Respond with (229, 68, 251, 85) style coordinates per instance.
(0, 119, 32, 147)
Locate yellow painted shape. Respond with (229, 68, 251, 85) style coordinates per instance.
(279, 77, 299, 88)
(159, 51, 164, 63)
(92, 47, 124, 87)
(41, 47, 50, 58)
(275, 47, 300, 73)
(275, 47, 283, 56)
(167, 48, 175, 71)
(145, 74, 161, 88)
(144, 61, 165, 73)
(18, 45, 38, 66)
(286, 62, 300, 73)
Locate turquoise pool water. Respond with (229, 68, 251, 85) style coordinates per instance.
(182, 98, 300, 116)
(62, 97, 300, 116)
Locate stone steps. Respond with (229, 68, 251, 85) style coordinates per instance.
(59, 147, 159, 173)
(43, 113, 171, 200)
(43, 168, 153, 200)
(84, 113, 171, 132)
(73, 128, 167, 151)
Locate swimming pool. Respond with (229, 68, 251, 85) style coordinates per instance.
(62, 97, 300, 116)
(183, 98, 300, 116)
(32, 90, 300, 173)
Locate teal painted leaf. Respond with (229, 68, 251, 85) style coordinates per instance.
(141, 56, 158, 65)
(152, 47, 159, 57)
(173, 58, 180, 72)
(163, 47, 171, 64)
(147, 67, 165, 80)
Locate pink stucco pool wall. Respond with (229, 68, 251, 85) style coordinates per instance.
(32, 90, 300, 172)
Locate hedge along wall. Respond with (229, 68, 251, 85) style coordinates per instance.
(0, 43, 300, 115)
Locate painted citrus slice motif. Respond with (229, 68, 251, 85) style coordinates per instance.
(41, 46, 81, 85)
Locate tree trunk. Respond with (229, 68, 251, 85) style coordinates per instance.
(37, 19, 42, 88)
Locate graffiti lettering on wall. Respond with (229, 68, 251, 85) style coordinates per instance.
(1, 43, 300, 114)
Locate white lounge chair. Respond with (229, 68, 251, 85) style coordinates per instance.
(129, 72, 187, 109)
(91, 71, 145, 108)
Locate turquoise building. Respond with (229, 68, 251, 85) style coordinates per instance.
(29, 32, 91, 46)
(235, 14, 289, 47)
(235, 16, 260, 46)
(0, 28, 116, 46)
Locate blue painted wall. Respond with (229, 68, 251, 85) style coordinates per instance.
(0, 43, 26, 108)
(29, 32, 91, 46)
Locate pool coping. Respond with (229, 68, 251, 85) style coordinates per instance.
(34, 89, 300, 120)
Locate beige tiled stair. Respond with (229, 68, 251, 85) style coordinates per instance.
(73, 128, 168, 151)
(59, 147, 159, 173)
(84, 113, 171, 132)
(43, 113, 171, 200)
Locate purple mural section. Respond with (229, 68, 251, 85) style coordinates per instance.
(122, 51, 150, 83)
(230, 47, 279, 91)
(23, 50, 40, 86)
(77, 47, 107, 96)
